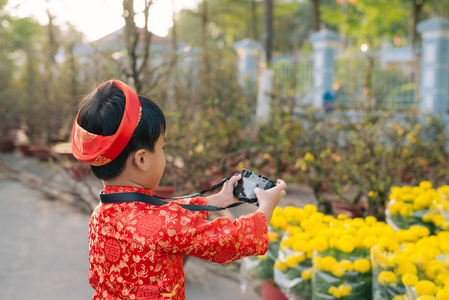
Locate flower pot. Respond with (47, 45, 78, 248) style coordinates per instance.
(29, 145, 51, 162)
(52, 142, 77, 162)
(17, 144, 33, 156)
(331, 202, 362, 218)
(0, 137, 15, 152)
(153, 185, 175, 198)
(69, 162, 91, 179)
(262, 281, 288, 300)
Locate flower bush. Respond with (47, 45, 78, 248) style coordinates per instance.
(386, 181, 449, 234)
(371, 246, 407, 300)
(283, 112, 449, 220)
(242, 178, 449, 300)
(273, 205, 323, 299)
(242, 206, 308, 286)
(397, 232, 449, 300)
(311, 214, 387, 300)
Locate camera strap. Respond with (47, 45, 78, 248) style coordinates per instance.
(99, 176, 247, 211)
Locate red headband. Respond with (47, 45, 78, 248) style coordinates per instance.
(70, 80, 142, 166)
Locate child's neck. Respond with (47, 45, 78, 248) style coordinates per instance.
(103, 178, 146, 189)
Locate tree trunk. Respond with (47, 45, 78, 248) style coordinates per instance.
(410, 0, 425, 47)
(44, 6, 57, 143)
(171, 0, 178, 55)
(200, 0, 210, 75)
(122, 0, 154, 93)
(137, 0, 154, 92)
(123, 0, 139, 87)
(250, 0, 258, 40)
(264, 0, 273, 66)
(311, 0, 320, 32)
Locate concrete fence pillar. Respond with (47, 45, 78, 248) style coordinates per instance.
(234, 39, 262, 90)
(309, 29, 341, 109)
(417, 17, 449, 115)
(255, 66, 273, 124)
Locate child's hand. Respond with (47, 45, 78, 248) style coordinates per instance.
(206, 174, 242, 207)
(255, 179, 287, 224)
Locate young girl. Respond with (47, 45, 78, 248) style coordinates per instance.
(71, 80, 287, 299)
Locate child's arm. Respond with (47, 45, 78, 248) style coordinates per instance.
(164, 179, 287, 264)
(170, 174, 241, 208)
(177, 210, 270, 264)
(207, 174, 287, 225)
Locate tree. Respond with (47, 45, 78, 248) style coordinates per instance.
(311, 0, 321, 31)
(123, 0, 154, 92)
(322, 0, 409, 48)
(0, 2, 46, 137)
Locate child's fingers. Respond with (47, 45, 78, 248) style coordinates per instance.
(280, 189, 287, 198)
(222, 174, 242, 191)
(255, 179, 287, 196)
(230, 173, 242, 184)
(273, 180, 287, 198)
(274, 179, 287, 191)
(226, 174, 242, 187)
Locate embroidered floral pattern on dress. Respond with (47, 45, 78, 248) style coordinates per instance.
(89, 186, 269, 300)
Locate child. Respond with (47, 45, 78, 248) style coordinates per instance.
(71, 80, 287, 300)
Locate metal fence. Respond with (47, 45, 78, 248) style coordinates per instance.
(271, 51, 314, 108)
(271, 48, 421, 113)
(334, 50, 421, 112)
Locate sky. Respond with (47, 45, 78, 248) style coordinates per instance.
(5, 0, 200, 41)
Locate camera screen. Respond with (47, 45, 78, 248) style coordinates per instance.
(243, 179, 258, 197)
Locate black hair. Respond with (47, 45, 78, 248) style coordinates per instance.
(76, 82, 166, 180)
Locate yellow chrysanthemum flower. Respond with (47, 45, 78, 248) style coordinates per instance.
(301, 268, 313, 280)
(328, 284, 352, 299)
(399, 204, 414, 217)
(340, 260, 354, 272)
(365, 216, 377, 225)
(310, 236, 329, 252)
(416, 296, 437, 300)
(270, 215, 287, 230)
(285, 253, 305, 268)
(331, 264, 346, 277)
(415, 280, 437, 296)
(353, 258, 371, 273)
(436, 288, 449, 300)
(436, 272, 449, 286)
(337, 235, 355, 253)
(274, 259, 288, 272)
(409, 225, 431, 238)
(420, 181, 433, 190)
(304, 152, 315, 162)
(402, 273, 418, 286)
(363, 235, 378, 248)
(318, 256, 338, 272)
(339, 284, 353, 297)
(378, 271, 398, 285)
(304, 204, 318, 215)
(268, 231, 280, 242)
(396, 262, 418, 276)
(425, 262, 446, 281)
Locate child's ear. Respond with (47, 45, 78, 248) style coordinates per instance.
(132, 149, 148, 171)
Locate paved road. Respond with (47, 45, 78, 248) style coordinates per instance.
(0, 179, 93, 300)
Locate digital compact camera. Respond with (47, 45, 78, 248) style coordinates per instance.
(233, 169, 275, 206)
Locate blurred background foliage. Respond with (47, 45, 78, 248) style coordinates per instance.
(1, 0, 449, 218)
